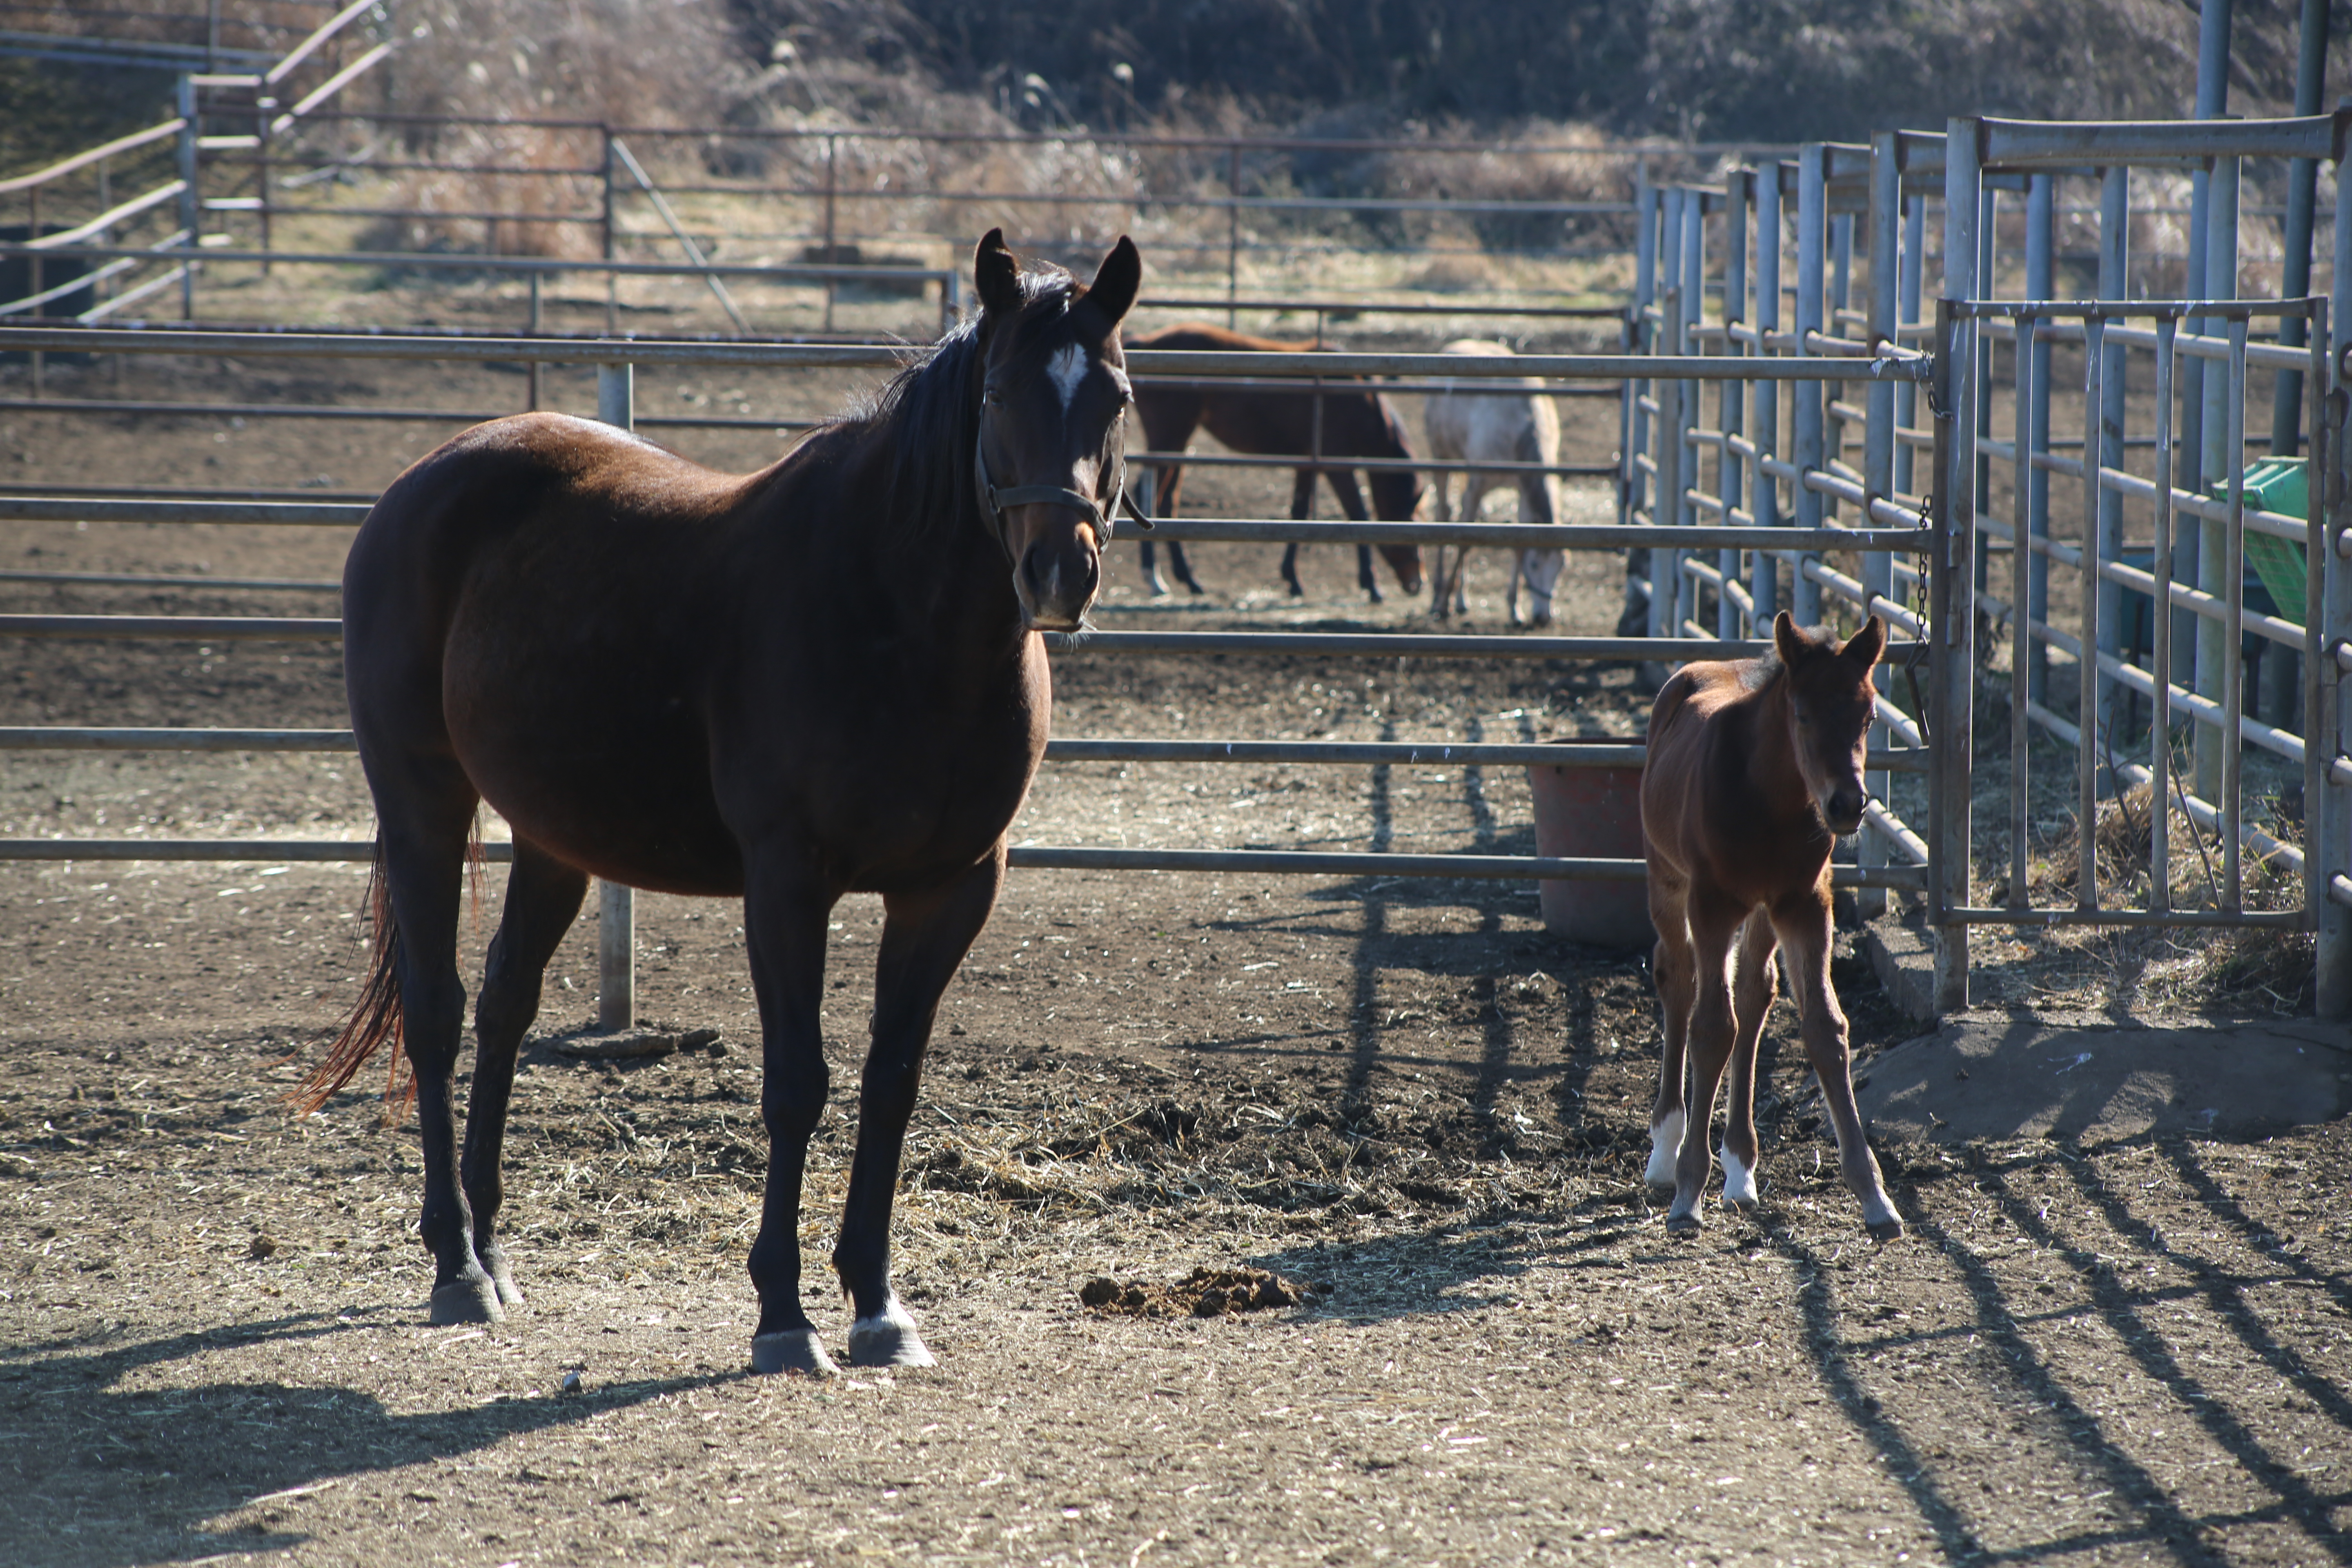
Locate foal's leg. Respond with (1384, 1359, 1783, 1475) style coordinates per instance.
(1773, 889, 1903, 1240)
(1454, 473, 1493, 618)
(741, 854, 841, 1374)
(368, 756, 497, 1323)
(1644, 860, 1696, 1189)
(1717, 909, 1780, 1209)
(1279, 469, 1317, 597)
(1429, 468, 1458, 619)
(462, 837, 589, 1307)
(835, 849, 1004, 1368)
(1667, 888, 1748, 1235)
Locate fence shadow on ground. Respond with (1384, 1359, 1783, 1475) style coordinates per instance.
(2, 1310, 724, 1568)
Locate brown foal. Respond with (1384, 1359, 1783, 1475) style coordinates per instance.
(1639, 612, 1903, 1241)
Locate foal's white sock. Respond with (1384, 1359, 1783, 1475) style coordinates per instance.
(1646, 1110, 1686, 1186)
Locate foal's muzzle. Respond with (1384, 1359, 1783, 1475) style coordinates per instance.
(1824, 786, 1866, 836)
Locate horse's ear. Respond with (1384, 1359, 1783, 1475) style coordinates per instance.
(1842, 613, 1887, 671)
(1772, 610, 1808, 667)
(1087, 235, 1141, 325)
(974, 228, 1021, 318)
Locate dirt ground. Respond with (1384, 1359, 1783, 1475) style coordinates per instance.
(4, 349, 2351, 1566)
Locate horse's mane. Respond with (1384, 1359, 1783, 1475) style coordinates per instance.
(801, 265, 1077, 543)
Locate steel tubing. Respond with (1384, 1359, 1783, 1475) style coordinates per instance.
(0, 835, 1925, 888)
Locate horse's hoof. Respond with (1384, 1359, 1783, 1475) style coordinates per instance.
(1866, 1217, 1907, 1243)
(1664, 1211, 1702, 1238)
(751, 1330, 839, 1377)
(1146, 578, 1170, 598)
(1183, 581, 1205, 596)
(847, 1298, 935, 1368)
(429, 1276, 505, 1326)
(490, 1273, 525, 1309)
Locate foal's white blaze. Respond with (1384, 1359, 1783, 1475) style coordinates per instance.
(1645, 1108, 1685, 1186)
(1719, 1145, 1759, 1207)
(1047, 343, 1089, 415)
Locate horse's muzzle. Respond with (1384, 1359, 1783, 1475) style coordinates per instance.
(1016, 536, 1101, 632)
(1824, 786, 1866, 836)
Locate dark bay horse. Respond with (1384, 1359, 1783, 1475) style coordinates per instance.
(1123, 322, 1424, 601)
(300, 229, 1143, 1374)
(1639, 612, 1903, 1241)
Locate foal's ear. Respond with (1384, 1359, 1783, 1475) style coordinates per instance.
(1772, 610, 1809, 667)
(974, 227, 1022, 317)
(1086, 235, 1141, 325)
(1841, 613, 1887, 671)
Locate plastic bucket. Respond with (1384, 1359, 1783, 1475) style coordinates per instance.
(1526, 739, 1653, 950)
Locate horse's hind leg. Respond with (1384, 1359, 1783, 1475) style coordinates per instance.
(1167, 539, 1204, 595)
(1718, 909, 1780, 1209)
(366, 754, 500, 1323)
(1281, 469, 1317, 597)
(1773, 891, 1902, 1240)
(1666, 889, 1747, 1235)
(462, 838, 589, 1307)
(836, 849, 1005, 1367)
(1645, 861, 1696, 1190)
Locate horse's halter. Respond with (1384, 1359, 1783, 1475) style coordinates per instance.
(971, 351, 1153, 564)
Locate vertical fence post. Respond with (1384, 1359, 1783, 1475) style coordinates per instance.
(1933, 117, 1984, 1013)
(1717, 167, 1748, 640)
(2273, 0, 2329, 455)
(1648, 288, 1684, 642)
(2151, 317, 2178, 916)
(1676, 187, 1705, 637)
(1894, 188, 1924, 511)
(1750, 162, 1784, 625)
(823, 133, 838, 333)
(1860, 134, 1904, 920)
(2195, 154, 2240, 799)
(2024, 174, 2054, 702)
(2312, 155, 2350, 1012)
(2009, 308, 2037, 914)
(601, 126, 617, 336)
(2097, 167, 2130, 722)
(526, 270, 542, 410)
(177, 74, 200, 320)
(1791, 146, 1826, 625)
(1226, 141, 1242, 327)
(2078, 313, 2109, 909)
(1625, 180, 1659, 529)
(595, 360, 636, 1031)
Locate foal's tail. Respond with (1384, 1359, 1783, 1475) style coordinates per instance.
(291, 849, 410, 1118)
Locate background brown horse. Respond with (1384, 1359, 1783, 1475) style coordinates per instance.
(1124, 322, 1424, 601)
(303, 230, 1142, 1375)
(1639, 612, 1903, 1241)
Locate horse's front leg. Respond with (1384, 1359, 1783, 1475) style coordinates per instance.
(742, 855, 842, 1374)
(835, 848, 1005, 1367)
(1645, 858, 1696, 1190)
(462, 838, 588, 1308)
(1773, 890, 1903, 1240)
(1719, 909, 1781, 1209)
(1667, 889, 1747, 1235)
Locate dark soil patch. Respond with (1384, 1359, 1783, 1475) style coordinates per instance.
(1080, 1265, 1319, 1317)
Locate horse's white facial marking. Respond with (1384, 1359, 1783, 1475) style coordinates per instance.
(1646, 1110, 1686, 1186)
(1720, 1145, 1759, 1206)
(1047, 343, 1089, 416)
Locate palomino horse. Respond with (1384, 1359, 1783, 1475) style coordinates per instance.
(1424, 339, 1567, 626)
(301, 230, 1143, 1374)
(1639, 612, 1903, 1241)
(1123, 322, 1424, 601)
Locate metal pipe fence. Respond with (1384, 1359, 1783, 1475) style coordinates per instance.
(1622, 112, 2352, 1017)
(0, 317, 1924, 1026)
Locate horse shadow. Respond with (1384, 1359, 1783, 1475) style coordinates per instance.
(1, 1310, 722, 1568)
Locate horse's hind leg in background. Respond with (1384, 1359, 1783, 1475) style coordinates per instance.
(1279, 468, 1318, 597)
(1645, 861, 1695, 1190)
(833, 849, 1004, 1367)
(1717, 908, 1780, 1209)
(461, 837, 589, 1308)
(1773, 890, 1903, 1239)
(1664, 887, 1749, 1235)
(363, 749, 503, 1323)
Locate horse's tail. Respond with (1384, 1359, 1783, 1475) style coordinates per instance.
(291, 848, 411, 1118)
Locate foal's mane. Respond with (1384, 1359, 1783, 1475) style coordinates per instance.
(805, 265, 1078, 543)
